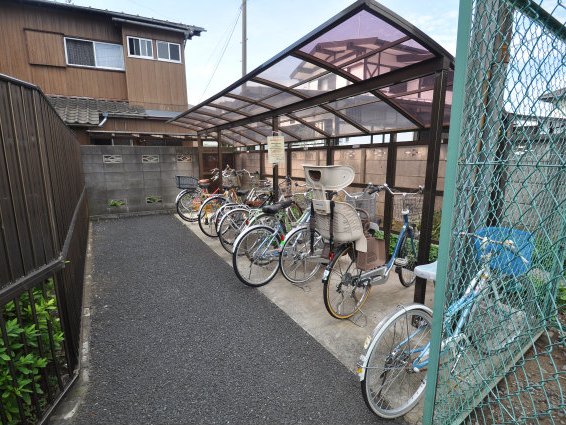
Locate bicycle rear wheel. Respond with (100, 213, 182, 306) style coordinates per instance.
(323, 243, 370, 319)
(279, 226, 323, 284)
(361, 304, 432, 418)
(396, 231, 419, 287)
(197, 196, 227, 237)
(176, 190, 202, 222)
(232, 225, 281, 287)
(218, 207, 250, 253)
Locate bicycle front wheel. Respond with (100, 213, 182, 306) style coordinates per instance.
(232, 225, 281, 287)
(218, 207, 250, 253)
(279, 226, 323, 284)
(323, 243, 370, 319)
(176, 190, 202, 222)
(396, 232, 419, 287)
(197, 196, 227, 237)
(361, 304, 432, 418)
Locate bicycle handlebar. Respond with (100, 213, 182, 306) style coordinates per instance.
(458, 232, 529, 264)
(380, 183, 424, 196)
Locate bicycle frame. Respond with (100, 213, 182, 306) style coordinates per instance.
(384, 211, 416, 276)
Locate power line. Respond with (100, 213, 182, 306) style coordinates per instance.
(197, 4, 243, 103)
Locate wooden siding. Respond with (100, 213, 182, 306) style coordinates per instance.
(101, 118, 192, 134)
(0, 2, 189, 109)
(25, 30, 66, 67)
(123, 24, 188, 111)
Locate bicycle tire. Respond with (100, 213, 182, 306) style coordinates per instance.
(214, 202, 245, 234)
(218, 207, 250, 253)
(232, 225, 281, 287)
(396, 232, 419, 287)
(323, 243, 371, 319)
(197, 196, 227, 237)
(176, 189, 202, 222)
(361, 304, 432, 418)
(279, 226, 323, 284)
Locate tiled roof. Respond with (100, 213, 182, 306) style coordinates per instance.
(48, 96, 147, 126)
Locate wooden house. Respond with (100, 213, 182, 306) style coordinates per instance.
(0, 0, 205, 146)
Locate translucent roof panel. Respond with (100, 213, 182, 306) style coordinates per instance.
(238, 103, 271, 115)
(256, 56, 328, 87)
(172, 0, 454, 145)
(279, 115, 327, 140)
(336, 96, 415, 132)
(342, 41, 435, 80)
(300, 10, 408, 64)
(260, 91, 304, 109)
(294, 74, 350, 98)
(211, 96, 253, 112)
(229, 81, 279, 101)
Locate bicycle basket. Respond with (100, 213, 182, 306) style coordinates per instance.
(223, 171, 240, 188)
(176, 176, 199, 190)
(474, 227, 533, 276)
(345, 191, 378, 222)
(293, 191, 312, 210)
(393, 193, 423, 225)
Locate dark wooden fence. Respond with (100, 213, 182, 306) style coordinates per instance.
(0, 73, 87, 424)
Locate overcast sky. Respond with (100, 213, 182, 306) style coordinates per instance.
(59, 0, 460, 106)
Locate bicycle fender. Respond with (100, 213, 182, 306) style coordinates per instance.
(175, 189, 189, 204)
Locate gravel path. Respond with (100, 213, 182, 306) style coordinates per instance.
(63, 215, 403, 425)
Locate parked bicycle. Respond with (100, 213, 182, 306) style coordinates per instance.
(175, 168, 221, 222)
(319, 182, 423, 320)
(197, 167, 269, 238)
(357, 227, 532, 418)
(215, 176, 302, 252)
(231, 198, 307, 287)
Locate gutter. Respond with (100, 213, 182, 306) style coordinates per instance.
(112, 17, 204, 40)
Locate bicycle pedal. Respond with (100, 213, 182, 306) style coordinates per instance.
(394, 258, 408, 266)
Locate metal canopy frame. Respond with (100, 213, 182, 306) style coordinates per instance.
(172, 0, 456, 304)
(171, 0, 455, 146)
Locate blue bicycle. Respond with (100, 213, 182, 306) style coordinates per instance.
(357, 228, 532, 418)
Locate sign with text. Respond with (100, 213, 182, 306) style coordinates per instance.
(267, 135, 285, 164)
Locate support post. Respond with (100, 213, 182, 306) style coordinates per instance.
(197, 137, 204, 179)
(414, 61, 449, 304)
(286, 142, 292, 178)
(259, 144, 265, 179)
(383, 133, 397, 260)
(217, 131, 223, 189)
(272, 117, 279, 200)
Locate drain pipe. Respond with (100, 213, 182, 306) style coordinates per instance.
(98, 112, 108, 127)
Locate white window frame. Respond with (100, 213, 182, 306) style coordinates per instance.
(156, 41, 182, 63)
(64, 37, 125, 71)
(127, 36, 154, 60)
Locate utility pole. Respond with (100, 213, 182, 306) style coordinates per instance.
(242, 0, 247, 76)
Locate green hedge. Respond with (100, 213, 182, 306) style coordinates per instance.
(1, 279, 64, 424)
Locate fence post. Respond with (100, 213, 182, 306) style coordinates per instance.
(422, 0, 474, 422)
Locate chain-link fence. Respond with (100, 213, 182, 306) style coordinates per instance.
(426, 0, 565, 424)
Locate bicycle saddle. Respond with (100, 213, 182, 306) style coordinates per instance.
(261, 199, 293, 214)
(198, 179, 210, 186)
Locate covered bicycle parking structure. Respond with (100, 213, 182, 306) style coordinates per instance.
(171, 0, 455, 304)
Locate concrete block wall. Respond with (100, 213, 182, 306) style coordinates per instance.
(81, 145, 199, 216)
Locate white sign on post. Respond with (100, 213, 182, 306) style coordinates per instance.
(267, 135, 285, 164)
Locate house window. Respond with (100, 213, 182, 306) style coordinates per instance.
(127, 37, 153, 59)
(156, 41, 181, 63)
(65, 38, 124, 70)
